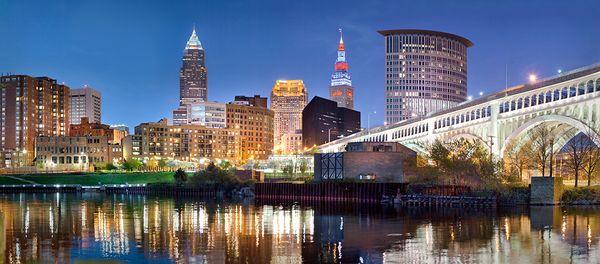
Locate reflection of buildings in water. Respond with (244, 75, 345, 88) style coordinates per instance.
(0, 195, 599, 263)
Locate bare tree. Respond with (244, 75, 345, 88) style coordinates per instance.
(504, 142, 532, 182)
(582, 128, 600, 186)
(528, 125, 557, 177)
(564, 132, 591, 187)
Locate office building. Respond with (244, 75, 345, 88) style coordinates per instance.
(271, 80, 308, 154)
(172, 101, 226, 128)
(302, 96, 360, 148)
(226, 95, 274, 161)
(179, 27, 208, 105)
(379, 29, 473, 123)
(329, 29, 354, 109)
(0, 75, 71, 167)
(70, 86, 101, 124)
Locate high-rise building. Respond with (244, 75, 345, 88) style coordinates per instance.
(329, 29, 354, 109)
(379, 29, 473, 123)
(0, 75, 71, 167)
(179, 27, 208, 105)
(302, 96, 361, 148)
(172, 101, 226, 128)
(270, 80, 308, 154)
(70, 86, 101, 124)
(226, 95, 274, 161)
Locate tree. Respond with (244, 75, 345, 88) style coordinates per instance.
(529, 125, 557, 177)
(565, 132, 591, 187)
(504, 142, 533, 182)
(158, 159, 168, 171)
(581, 128, 600, 186)
(190, 162, 241, 190)
(122, 159, 143, 171)
(173, 168, 187, 185)
(299, 159, 308, 174)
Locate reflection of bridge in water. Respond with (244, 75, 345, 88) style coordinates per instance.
(319, 64, 600, 157)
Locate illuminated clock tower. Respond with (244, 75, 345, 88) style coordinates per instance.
(329, 29, 354, 109)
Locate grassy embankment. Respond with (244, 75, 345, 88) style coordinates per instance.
(0, 172, 174, 186)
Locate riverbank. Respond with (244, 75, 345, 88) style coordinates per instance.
(0, 172, 173, 185)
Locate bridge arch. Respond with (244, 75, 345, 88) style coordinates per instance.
(499, 114, 600, 157)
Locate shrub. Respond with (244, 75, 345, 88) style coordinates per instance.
(561, 186, 600, 203)
(173, 168, 188, 185)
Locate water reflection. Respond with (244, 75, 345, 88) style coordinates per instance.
(0, 194, 598, 263)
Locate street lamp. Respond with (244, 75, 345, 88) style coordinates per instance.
(528, 74, 537, 83)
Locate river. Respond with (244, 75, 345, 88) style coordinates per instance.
(0, 193, 598, 263)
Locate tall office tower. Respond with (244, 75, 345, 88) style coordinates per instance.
(0, 75, 71, 167)
(329, 29, 354, 109)
(302, 96, 361, 148)
(70, 86, 101, 125)
(227, 95, 274, 162)
(270, 80, 308, 154)
(180, 27, 208, 105)
(379, 29, 472, 124)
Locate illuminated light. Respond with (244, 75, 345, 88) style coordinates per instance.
(557, 69, 562, 74)
(467, 96, 473, 100)
(528, 74, 537, 83)
(479, 91, 484, 96)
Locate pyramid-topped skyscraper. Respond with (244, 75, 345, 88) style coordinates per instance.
(179, 27, 208, 105)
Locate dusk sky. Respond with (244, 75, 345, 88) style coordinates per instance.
(1, 0, 598, 130)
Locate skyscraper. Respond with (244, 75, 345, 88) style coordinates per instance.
(379, 29, 472, 124)
(329, 29, 354, 109)
(70, 86, 101, 124)
(180, 27, 208, 105)
(271, 80, 307, 154)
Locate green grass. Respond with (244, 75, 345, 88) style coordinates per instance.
(0, 176, 35, 185)
(0, 172, 174, 186)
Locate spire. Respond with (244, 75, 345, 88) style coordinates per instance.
(338, 28, 345, 51)
(185, 26, 203, 50)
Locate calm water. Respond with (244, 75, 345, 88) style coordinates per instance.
(0, 194, 598, 263)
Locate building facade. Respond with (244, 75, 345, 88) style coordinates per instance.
(69, 117, 122, 144)
(0, 75, 71, 167)
(70, 86, 101, 124)
(226, 96, 274, 161)
(172, 101, 227, 128)
(35, 135, 123, 171)
(379, 29, 472, 124)
(179, 27, 208, 105)
(329, 29, 354, 109)
(314, 142, 416, 182)
(302, 96, 361, 148)
(131, 119, 240, 164)
(271, 80, 308, 154)
(234, 95, 268, 108)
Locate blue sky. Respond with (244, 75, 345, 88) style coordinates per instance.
(1, 0, 598, 130)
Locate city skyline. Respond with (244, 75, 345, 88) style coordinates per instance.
(1, 0, 599, 130)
